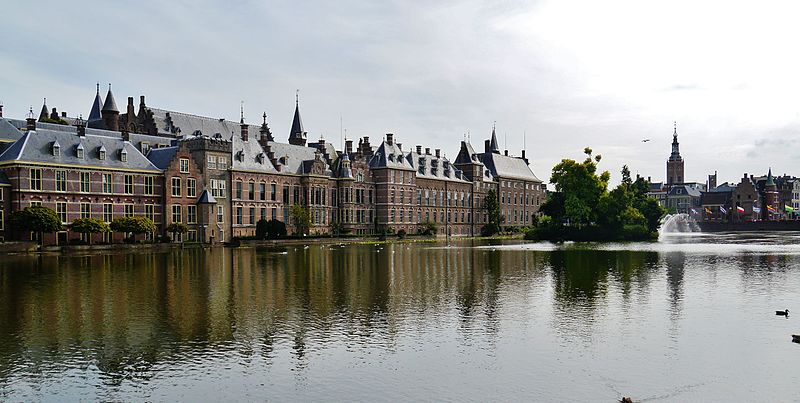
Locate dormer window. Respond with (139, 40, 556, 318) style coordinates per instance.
(236, 150, 244, 162)
(120, 149, 128, 163)
(388, 154, 395, 162)
(257, 153, 265, 164)
(98, 146, 107, 160)
(76, 143, 84, 159)
(52, 141, 61, 157)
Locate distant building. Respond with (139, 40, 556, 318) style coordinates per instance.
(666, 122, 684, 186)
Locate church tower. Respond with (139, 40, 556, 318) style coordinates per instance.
(666, 122, 684, 185)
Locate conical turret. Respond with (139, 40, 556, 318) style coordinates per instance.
(490, 123, 499, 153)
(100, 83, 119, 131)
(88, 83, 103, 122)
(288, 91, 307, 146)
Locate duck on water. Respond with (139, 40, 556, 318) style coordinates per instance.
(776, 309, 789, 317)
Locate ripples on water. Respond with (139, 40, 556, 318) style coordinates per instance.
(1, 233, 799, 401)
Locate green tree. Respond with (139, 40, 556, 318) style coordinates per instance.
(482, 188, 503, 236)
(290, 204, 311, 236)
(10, 206, 62, 244)
(166, 222, 189, 242)
(70, 217, 110, 245)
(257, 219, 287, 239)
(548, 147, 610, 226)
(111, 216, 157, 243)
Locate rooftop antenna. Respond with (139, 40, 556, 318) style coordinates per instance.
(296, 89, 299, 106)
(96, 82, 100, 94)
(240, 101, 244, 123)
(523, 130, 526, 151)
(340, 116, 343, 151)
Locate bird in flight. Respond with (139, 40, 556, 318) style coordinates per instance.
(641, 139, 650, 142)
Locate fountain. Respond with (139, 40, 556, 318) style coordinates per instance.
(659, 213, 701, 238)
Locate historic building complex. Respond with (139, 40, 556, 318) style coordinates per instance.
(0, 86, 545, 244)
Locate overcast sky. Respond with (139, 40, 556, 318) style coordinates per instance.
(3, 0, 800, 186)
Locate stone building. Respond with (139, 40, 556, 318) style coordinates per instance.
(666, 123, 684, 185)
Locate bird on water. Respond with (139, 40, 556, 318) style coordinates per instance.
(776, 309, 789, 316)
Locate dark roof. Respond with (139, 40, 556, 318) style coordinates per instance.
(197, 189, 216, 204)
(368, 139, 413, 170)
(708, 182, 736, 193)
(232, 134, 278, 173)
(0, 118, 23, 143)
(0, 170, 9, 185)
(101, 87, 118, 112)
(490, 127, 499, 153)
(667, 185, 701, 197)
(146, 146, 178, 170)
(0, 128, 159, 172)
(267, 141, 332, 176)
(289, 102, 305, 142)
(406, 150, 468, 182)
(89, 87, 103, 122)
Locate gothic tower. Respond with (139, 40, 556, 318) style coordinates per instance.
(288, 91, 307, 146)
(666, 122, 684, 185)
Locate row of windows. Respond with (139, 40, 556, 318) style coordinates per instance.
(389, 209, 473, 224)
(46, 201, 155, 224)
(234, 181, 278, 201)
(500, 192, 540, 206)
(171, 177, 197, 198)
(415, 189, 472, 207)
(171, 205, 198, 224)
(29, 169, 155, 195)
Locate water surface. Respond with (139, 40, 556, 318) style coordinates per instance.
(1, 234, 799, 401)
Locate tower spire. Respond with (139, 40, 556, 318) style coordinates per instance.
(240, 101, 244, 124)
(289, 90, 307, 146)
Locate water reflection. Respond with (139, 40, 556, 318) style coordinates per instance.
(1, 237, 800, 401)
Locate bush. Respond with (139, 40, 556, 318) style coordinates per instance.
(158, 235, 172, 243)
(69, 238, 88, 245)
(266, 219, 287, 239)
(481, 223, 500, 237)
(417, 221, 438, 236)
(397, 229, 407, 239)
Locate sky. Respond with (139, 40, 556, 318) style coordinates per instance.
(3, 0, 800, 186)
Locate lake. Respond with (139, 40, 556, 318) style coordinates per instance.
(1, 233, 799, 401)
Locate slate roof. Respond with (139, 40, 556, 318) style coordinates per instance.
(0, 118, 23, 143)
(289, 102, 306, 143)
(0, 170, 10, 186)
(479, 152, 541, 182)
(368, 139, 413, 170)
(102, 87, 118, 112)
(88, 88, 103, 122)
(667, 184, 701, 197)
(232, 134, 278, 173)
(197, 189, 216, 204)
(267, 141, 332, 176)
(147, 107, 261, 139)
(708, 182, 736, 193)
(0, 128, 160, 172)
(405, 150, 468, 182)
(146, 146, 178, 170)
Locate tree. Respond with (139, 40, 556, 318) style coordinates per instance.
(289, 204, 311, 236)
(482, 188, 503, 236)
(166, 222, 189, 242)
(548, 148, 610, 226)
(111, 216, 156, 243)
(70, 217, 110, 245)
(257, 219, 287, 239)
(10, 206, 62, 244)
(417, 221, 438, 236)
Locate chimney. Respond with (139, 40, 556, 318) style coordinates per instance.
(435, 149, 440, 158)
(504, 150, 508, 156)
(77, 119, 86, 136)
(484, 139, 491, 153)
(345, 139, 353, 154)
(0, 102, 3, 117)
(121, 131, 130, 142)
(386, 133, 394, 145)
(416, 145, 422, 154)
(26, 109, 36, 131)
(521, 149, 527, 163)
(361, 136, 373, 156)
(50, 107, 59, 120)
(425, 147, 431, 155)
(240, 121, 248, 142)
(318, 138, 325, 149)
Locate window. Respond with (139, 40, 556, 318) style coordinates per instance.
(145, 204, 155, 222)
(270, 184, 277, 201)
(283, 185, 290, 203)
(249, 207, 255, 225)
(211, 179, 226, 198)
(80, 203, 91, 219)
(260, 183, 266, 201)
(187, 178, 196, 198)
(207, 155, 217, 170)
(80, 172, 90, 193)
(30, 201, 42, 207)
(56, 170, 67, 192)
(171, 177, 181, 197)
(217, 157, 227, 169)
(0, 210, 3, 231)
(102, 174, 112, 193)
(236, 207, 243, 225)
(99, 148, 106, 160)
(103, 203, 113, 223)
(144, 176, 154, 195)
(124, 175, 134, 194)
(124, 204, 134, 217)
(56, 202, 67, 223)
(217, 206, 224, 223)
(236, 181, 242, 199)
(141, 142, 150, 155)
(271, 207, 277, 220)
(77, 145, 84, 159)
(260, 208, 267, 221)
(53, 142, 60, 157)
(180, 158, 189, 173)
(120, 149, 127, 162)
(248, 181, 255, 200)
(30, 168, 42, 190)
(172, 205, 182, 223)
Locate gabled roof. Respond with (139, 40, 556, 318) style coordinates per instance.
(0, 128, 159, 172)
(667, 184, 701, 197)
(0, 118, 23, 143)
(368, 139, 413, 170)
(454, 141, 481, 165)
(146, 146, 178, 170)
(146, 107, 261, 139)
(479, 152, 541, 182)
(231, 134, 278, 173)
(406, 150, 468, 182)
(197, 189, 216, 204)
(267, 141, 332, 176)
